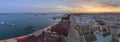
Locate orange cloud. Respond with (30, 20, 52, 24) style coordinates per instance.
(57, 2, 120, 13)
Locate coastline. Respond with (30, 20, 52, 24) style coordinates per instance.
(0, 21, 59, 42)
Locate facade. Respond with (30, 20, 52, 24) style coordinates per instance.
(67, 13, 120, 42)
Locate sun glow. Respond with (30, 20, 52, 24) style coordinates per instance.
(57, 2, 120, 13)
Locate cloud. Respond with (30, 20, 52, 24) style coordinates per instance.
(64, 0, 120, 7)
(0, 0, 120, 13)
(57, 0, 120, 13)
(92, 0, 120, 6)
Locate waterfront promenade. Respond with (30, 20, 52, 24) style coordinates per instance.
(0, 15, 71, 42)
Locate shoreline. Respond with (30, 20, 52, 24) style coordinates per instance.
(0, 21, 59, 42)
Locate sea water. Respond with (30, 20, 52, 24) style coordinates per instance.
(0, 13, 64, 40)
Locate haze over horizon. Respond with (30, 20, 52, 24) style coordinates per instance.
(0, 0, 120, 13)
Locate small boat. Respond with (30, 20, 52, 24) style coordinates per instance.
(24, 25, 36, 31)
(10, 24, 16, 26)
(4, 23, 16, 26)
(0, 21, 5, 25)
(35, 14, 39, 16)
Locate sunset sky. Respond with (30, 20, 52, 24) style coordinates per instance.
(0, 0, 120, 13)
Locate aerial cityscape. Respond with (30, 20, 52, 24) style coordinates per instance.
(0, 0, 120, 42)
